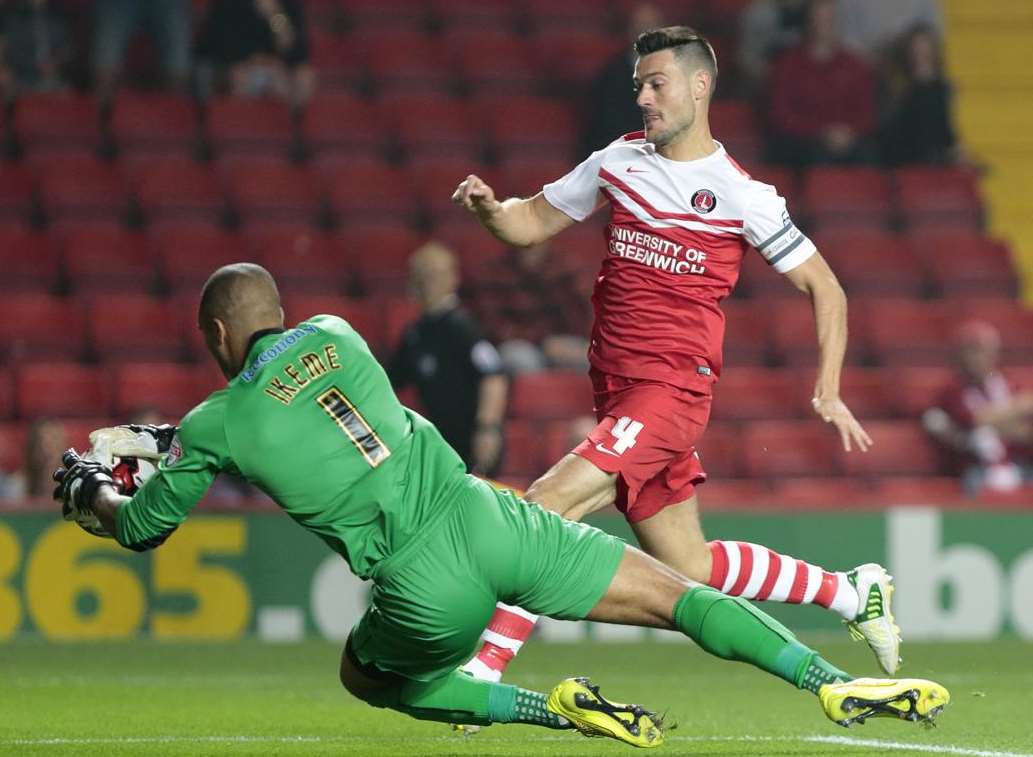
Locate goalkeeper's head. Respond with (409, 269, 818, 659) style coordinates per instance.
(199, 263, 285, 380)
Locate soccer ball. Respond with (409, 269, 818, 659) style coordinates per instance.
(110, 456, 158, 496)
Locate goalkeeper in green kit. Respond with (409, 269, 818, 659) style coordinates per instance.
(53, 264, 949, 748)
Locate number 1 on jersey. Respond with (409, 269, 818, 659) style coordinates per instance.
(316, 387, 391, 467)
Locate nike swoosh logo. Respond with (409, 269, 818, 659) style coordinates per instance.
(626, 167, 648, 174)
(595, 443, 620, 457)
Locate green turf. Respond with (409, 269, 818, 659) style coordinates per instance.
(0, 637, 1029, 756)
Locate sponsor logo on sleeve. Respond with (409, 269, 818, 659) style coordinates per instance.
(165, 434, 183, 467)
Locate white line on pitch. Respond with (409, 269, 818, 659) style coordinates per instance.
(803, 735, 1033, 757)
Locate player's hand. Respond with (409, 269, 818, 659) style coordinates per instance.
(452, 175, 502, 218)
(471, 425, 503, 476)
(53, 449, 115, 538)
(812, 397, 873, 453)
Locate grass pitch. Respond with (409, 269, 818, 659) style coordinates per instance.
(0, 637, 1029, 756)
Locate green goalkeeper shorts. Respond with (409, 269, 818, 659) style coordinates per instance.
(348, 476, 626, 682)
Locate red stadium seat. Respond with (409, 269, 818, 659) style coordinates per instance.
(452, 33, 538, 95)
(382, 296, 420, 350)
(341, 0, 430, 31)
(0, 421, 27, 473)
(907, 231, 1019, 298)
(744, 163, 799, 210)
(892, 367, 954, 418)
(503, 418, 538, 479)
(58, 222, 155, 295)
(860, 299, 954, 366)
(699, 479, 775, 507)
(838, 368, 895, 420)
(0, 295, 86, 362)
(249, 224, 348, 294)
(710, 368, 809, 421)
(385, 96, 480, 156)
(813, 230, 929, 298)
(497, 156, 571, 197)
(220, 157, 323, 223)
(426, 221, 508, 278)
(345, 224, 424, 295)
(742, 421, 842, 477)
(60, 417, 118, 453)
(710, 100, 763, 166)
(15, 363, 112, 419)
(697, 421, 746, 478)
(508, 371, 593, 420)
(408, 157, 496, 219)
(206, 97, 294, 155)
(803, 166, 893, 230)
(300, 94, 384, 154)
(308, 28, 366, 91)
(769, 477, 873, 507)
(482, 96, 579, 158)
(325, 163, 419, 224)
(113, 363, 210, 419)
(148, 222, 249, 292)
(432, 0, 516, 30)
(721, 299, 773, 367)
(0, 226, 60, 293)
(126, 156, 225, 222)
(896, 166, 982, 230)
(0, 163, 35, 220)
(33, 153, 129, 220)
(838, 420, 942, 476)
(110, 93, 200, 154)
(768, 298, 868, 366)
(87, 295, 185, 362)
(0, 367, 10, 419)
(530, 30, 622, 85)
(958, 298, 1033, 363)
(874, 476, 964, 505)
(524, 0, 614, 32)
(14, 93, 101, 149)
(365, 32, 455, 95)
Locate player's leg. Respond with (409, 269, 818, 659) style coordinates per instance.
(461, 452, 616, 682)
(585, 544, 949, 727)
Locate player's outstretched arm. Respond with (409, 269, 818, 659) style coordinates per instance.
(452, 175, 574, 247)
(784, 253, 873, 453)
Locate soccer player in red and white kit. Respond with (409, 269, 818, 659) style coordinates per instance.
(453, 26, 897, 683)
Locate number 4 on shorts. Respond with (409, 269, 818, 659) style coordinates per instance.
(610, 416, 643, 454)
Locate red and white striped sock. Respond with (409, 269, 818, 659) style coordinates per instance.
(707, 541, 859, 620)
(461, 603, 539, 682)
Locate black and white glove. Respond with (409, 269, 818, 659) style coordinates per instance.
(53, 449, 115, 538)
(124, 424, 178, 455)
(87, 424, 178, 466)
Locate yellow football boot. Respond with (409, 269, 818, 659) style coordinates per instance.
(820, 677, 950, 728)
(547, 677, 665, 748)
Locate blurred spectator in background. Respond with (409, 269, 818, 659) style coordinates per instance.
(0, 0, 71, 99)
(879, 25, 958, 166)
(737, 0, 808, 95)
(766, 0, 876, 166)
(0, 418, 66, 499)
(473, 242, 590, 375)
(837, 0, 943, 61)
(197, 0, 313, 104)
(389, 242, 508, 476)
(92, 0, 191, 99)
(923, 320, 1033, 495)
(580, 2, 663, 154)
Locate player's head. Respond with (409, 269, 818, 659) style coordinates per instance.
(955, 319, 1001, 382)
(199, 263, 285, 379)
(633, 25, 718, 148)
(408, 241, 459, 311)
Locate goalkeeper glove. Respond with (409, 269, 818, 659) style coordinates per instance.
(53, 449, 115, 539)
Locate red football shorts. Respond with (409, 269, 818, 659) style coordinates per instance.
(574, 369, 710, 523)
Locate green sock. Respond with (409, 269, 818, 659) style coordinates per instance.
(673, 586, 852, 694)
(363, 669, 569, 728)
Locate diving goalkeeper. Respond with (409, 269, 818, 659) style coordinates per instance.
(53, 263, 948, 748)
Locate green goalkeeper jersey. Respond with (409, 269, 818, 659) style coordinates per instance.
(115, 315, 467, 579)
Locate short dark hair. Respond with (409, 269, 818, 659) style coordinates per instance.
(634, 25, 718, 83)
